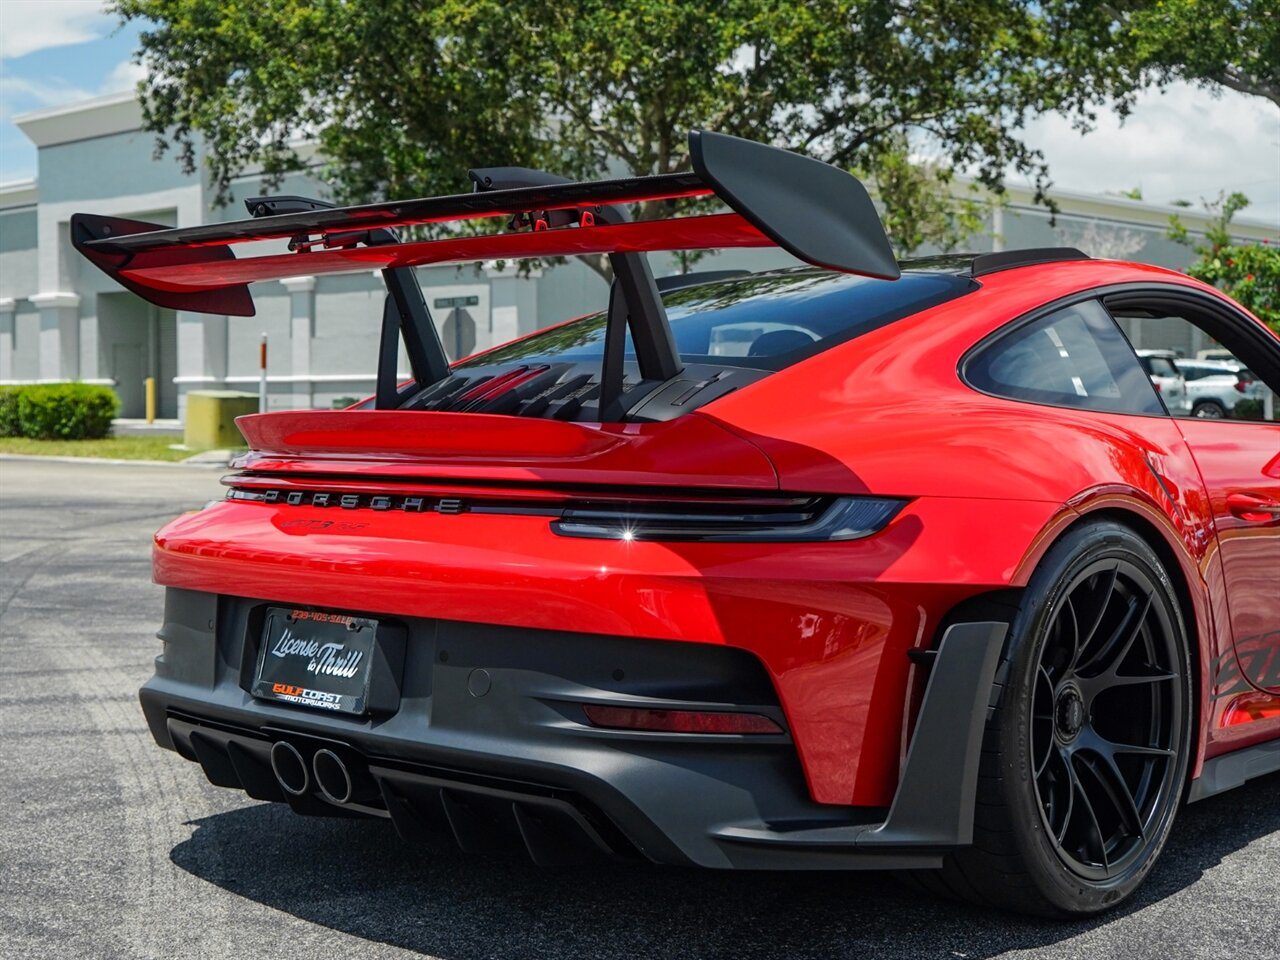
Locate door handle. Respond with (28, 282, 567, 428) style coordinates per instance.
(1226, 492, 1280, 521)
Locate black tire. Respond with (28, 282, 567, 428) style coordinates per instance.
(918, 520, 1193, 916)
(1192, 400, 1226, 419)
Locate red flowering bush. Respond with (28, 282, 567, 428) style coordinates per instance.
(1170, 193, 1280, 333)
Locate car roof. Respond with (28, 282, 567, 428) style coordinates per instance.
(1177, 357, 1237, 366)
(897, 247, 1089, 277)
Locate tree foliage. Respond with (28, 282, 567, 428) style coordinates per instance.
(112, 2, 1121, 249)
(1169, 193, 1280, 332)
(856, 136, 986, 255)
(113, 0, 1277, 274)
(1042, 1, 1280, 109)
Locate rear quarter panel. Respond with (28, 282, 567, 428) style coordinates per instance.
(701, 261, 1238, 775)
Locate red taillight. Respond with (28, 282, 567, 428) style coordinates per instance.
(582, 704, 783, 735)
(1153, 381, 1162, 393)
(1235, 380, 1247, 393)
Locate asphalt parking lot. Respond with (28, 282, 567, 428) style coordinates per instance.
(1, 456, 1277, 960)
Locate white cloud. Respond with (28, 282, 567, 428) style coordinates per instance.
(0, 0, 111, 60)
(1019, 82, 1280, 227)
(100, 57, 145, 93)
(0, 75, 94, 121)
(0, 56, 144, 120)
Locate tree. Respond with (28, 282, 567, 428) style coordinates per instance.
(855, 136, 986, 255)
(112, 0, 1276, 279)
(113, 0, 1133, 273)
(1042, 1, 1280, 110)
(1169, 193, 1280, 332)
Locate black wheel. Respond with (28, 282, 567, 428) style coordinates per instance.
(1192, 400, 1226, 419)
(922, 520, 1192, 916)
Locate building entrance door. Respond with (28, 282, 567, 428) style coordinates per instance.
(99, 294, 178, 418)
(111, 343, 145, 418)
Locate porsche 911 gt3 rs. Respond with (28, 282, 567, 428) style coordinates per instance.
(73, 131, 1280, 917)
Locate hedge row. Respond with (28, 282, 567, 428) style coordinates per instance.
(0, 383, 120, 440)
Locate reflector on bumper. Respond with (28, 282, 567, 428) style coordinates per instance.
(582, 704, 784, 735)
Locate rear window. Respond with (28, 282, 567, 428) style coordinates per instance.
(457, 268, 973, 372)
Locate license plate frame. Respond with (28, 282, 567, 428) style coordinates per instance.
(251, 607, 379, 715)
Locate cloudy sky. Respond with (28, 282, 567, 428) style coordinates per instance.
(1, 0, 1277, 225)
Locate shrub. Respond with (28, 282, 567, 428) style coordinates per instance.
(14, 383, 120, 440)
(1169, 193, 1280, 334)
(1232, 398, 1265, 421)
(0, 387, 20, 437)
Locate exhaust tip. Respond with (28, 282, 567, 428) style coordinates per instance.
(312, 748, 354, 804)
(269, 741, 310, 796)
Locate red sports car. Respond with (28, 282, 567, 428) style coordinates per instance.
(74, 131, 1280, 917)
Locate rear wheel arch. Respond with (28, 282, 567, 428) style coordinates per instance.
(940, 507, 1200, 685)
(932, 506, 1208, 794)
(920, 514, 1197, 915)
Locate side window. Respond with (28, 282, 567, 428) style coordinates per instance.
(1110, 300, 1279, 422)
(1179, 363, 1205, 381)
(966, 299, 1163, 415)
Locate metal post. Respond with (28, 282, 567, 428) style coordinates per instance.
(258, 333, 268, 413)
(144, 376, 156, 424)
(1265, 388, 1275, 422)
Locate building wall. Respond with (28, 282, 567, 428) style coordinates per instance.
(0, 208, 37, 299)
(6, 301, 41, 380)
(3, 93, 1277, 422)
(999, 205, 1204, 269)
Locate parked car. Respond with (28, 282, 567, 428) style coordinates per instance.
(1175, 358, 1266, 418)
(73, 131, 1280, 919)
(1196, 348, 1236, 361)
(1135, 349, 1192, 414)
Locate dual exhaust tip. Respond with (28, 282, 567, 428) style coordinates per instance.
(269, 741, 376, 805)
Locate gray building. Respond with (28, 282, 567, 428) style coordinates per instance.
(2, 92, 1276, 420)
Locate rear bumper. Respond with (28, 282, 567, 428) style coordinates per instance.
(154, 495, 1056, 804)
(141, 588, 1004, 869)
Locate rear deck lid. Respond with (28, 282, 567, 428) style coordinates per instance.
(232, 409, 778, 490)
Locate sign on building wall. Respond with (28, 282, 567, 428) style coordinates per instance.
(433, 295, 480, 309)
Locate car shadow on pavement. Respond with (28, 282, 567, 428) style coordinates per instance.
(171, 772, 1279, 960)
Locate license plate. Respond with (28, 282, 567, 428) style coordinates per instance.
(252, 607, 378, 715)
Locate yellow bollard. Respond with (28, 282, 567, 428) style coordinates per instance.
(145, 376, 156, 424)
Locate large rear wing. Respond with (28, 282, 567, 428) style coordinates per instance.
(71, 130, 900, 417)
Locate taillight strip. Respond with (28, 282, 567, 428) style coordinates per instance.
(221, 480, 906, 543)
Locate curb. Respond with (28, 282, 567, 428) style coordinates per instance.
(0, 453, 230, 469)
